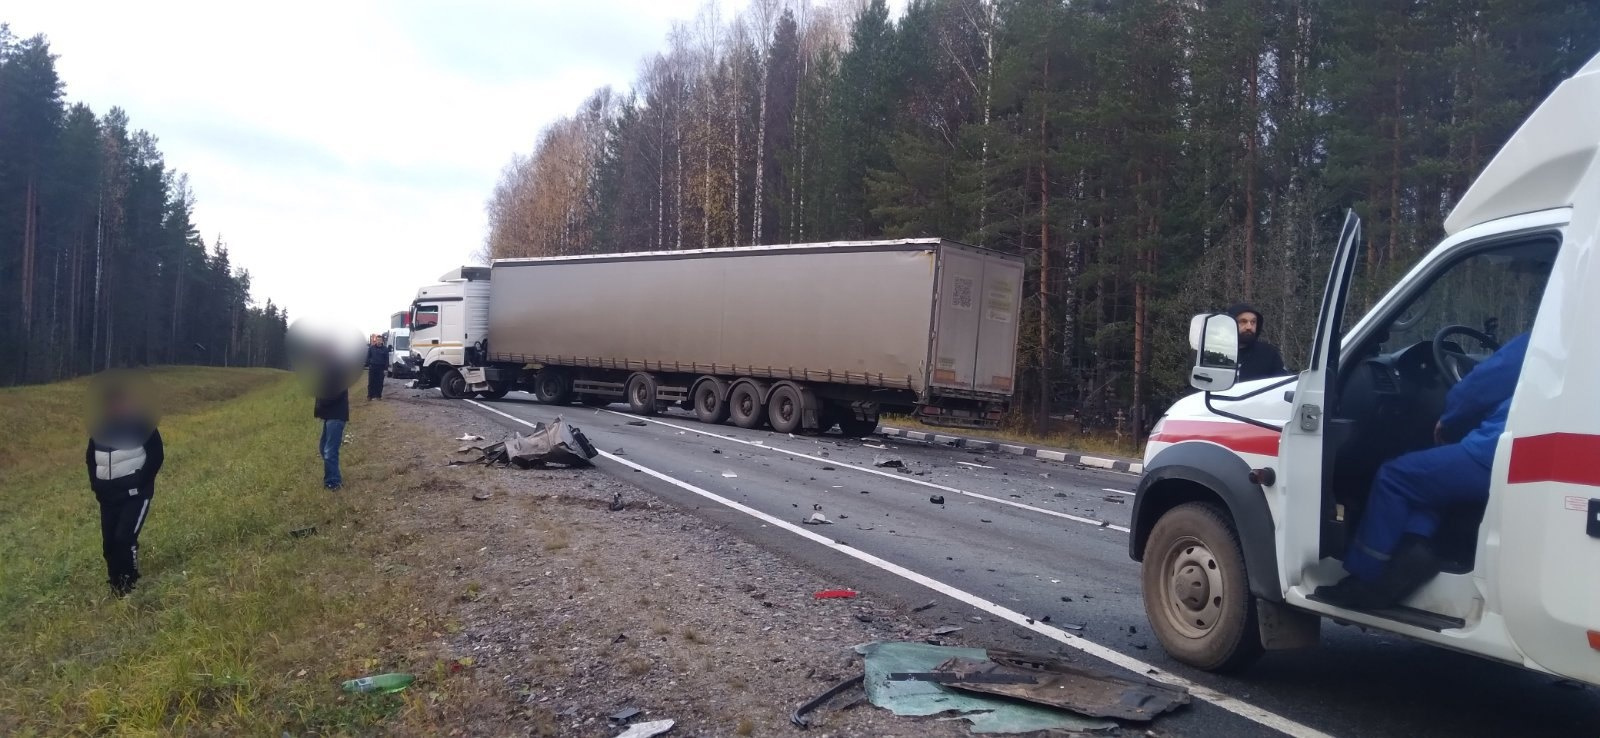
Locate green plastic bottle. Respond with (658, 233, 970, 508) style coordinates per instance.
(341, 673, 414, 694)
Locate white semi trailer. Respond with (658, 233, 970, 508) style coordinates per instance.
(409, 239, 1024, 433)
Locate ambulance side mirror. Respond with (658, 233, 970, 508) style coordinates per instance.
(1190, 313, 1240, 392)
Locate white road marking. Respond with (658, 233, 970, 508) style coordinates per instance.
(464, 399, 1332, 738)
(957, 461, 996, 469)
(1104, 488, 1136, 496)
(598, 409, 1128, 533)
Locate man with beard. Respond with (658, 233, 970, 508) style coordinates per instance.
(1229, 303, 1287, 381)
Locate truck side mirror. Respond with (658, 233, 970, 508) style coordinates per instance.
(1190, 313, 1240, 392)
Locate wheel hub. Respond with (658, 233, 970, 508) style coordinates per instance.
(1164, 541, 1224, 637)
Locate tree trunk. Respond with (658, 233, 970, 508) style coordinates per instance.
(1034, 56, 1051, 432)
(753, 58, 769, 246)
(1243, 48, 1258, 300)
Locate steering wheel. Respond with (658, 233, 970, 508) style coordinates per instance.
(1432, 325, 1500, 386)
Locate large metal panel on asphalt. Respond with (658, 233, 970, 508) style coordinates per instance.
(489, 241, 965, 394)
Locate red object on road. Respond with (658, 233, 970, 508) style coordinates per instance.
(814, 589, 858, 599)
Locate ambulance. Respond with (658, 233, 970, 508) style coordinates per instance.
(1130, 49, 1600, 687)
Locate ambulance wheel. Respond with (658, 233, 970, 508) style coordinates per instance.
(1142, 502, 1263, 673)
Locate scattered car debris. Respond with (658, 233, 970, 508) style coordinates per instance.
(608, 707, 643, 724)
(931, 626, 964, 636)
(873, 455, 905, 468)
(472, 491, 493, 501)
(913, 601, 937, 612)
(626, 420, 648, 427)
(814, 589, 857, 599)
(455, 433, 484, 442)
(933, 650, 1190, 721)
(721, 471, 738, 478)
(822, 466, 836, 471)
(855, 642, 1115, 734)
(929, 495, 945, 505)
(791, 674, 866, 729)
(288, 526, 317, 539)
(614, 719, 674, 738)
(462, 417, 598, 469)
(608, 492, 625, 511)
(804, 513, 833, 525)
(712, 448, 723, 454)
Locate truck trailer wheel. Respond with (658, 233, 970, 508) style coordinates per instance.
(478, 383, 510, 400)
(439, 368, 468, 400)
(728, 383, 767, 429)
(693, 381, 730, 424)
(626, 373, 660, 416)
(1141, 502, 1263, 673)
(534, 371, 572, 405)
(767, 385, 805, 434)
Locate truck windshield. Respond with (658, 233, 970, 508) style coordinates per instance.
(413, 305, 439, 330)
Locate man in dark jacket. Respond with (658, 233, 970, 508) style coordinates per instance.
(315, 355, 351, 490)
(85, 384, 164, 597)
(364, 334, 387, 401)
(1229, 303, 1288, 381)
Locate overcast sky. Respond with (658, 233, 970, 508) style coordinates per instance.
(6, 1, 905, 335)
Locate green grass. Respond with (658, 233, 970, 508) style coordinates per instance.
(0, 368, 445, 736)
(882, 414, 1146, 458)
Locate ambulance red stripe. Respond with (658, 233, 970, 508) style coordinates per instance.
(1507, 433, 1600, 486)
(1148, 419, 1282, 457)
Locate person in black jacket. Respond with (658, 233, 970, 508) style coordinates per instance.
(315, 354, 351, 490)
(85, 384, 164, 597)
(1228, 303, 1289, 381)
(364, 334, 388, 401)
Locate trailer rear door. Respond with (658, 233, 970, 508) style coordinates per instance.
(974, 253, 1022, 395)
(930, 247, 985, 392)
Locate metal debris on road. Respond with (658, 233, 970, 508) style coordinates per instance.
(913, 601, 937, 612)
(929, 495, 945, 505)
(288, 526, 317, 538)
(855, 642, 1115, 734)
(458, 417, 599, 469)
(931, 626, 964, 636)
(472, 491, 492, 501)
(791, 674, 866, 729)
(613, 719, 675, 738)
(608, 492, 625, 511)
(803, 513, 833, 525)
(721, 471, 738, 478)
(455, 433, 484, 442)
(626, 420, 648, 426)
(873, 454, 905, 468)
(608, 707, 642, 724)
(932, 650, 1190, 721)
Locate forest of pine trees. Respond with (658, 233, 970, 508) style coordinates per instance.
(0, 26, 286, 387)
(486, 0, 1600, 434)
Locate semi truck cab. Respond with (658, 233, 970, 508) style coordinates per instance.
(1131, 50, 1600, 685)
(408, 266, 491, 398)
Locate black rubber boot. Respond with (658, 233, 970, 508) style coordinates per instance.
(1372, 536, 1443, 605)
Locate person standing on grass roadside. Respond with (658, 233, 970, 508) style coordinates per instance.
(86, 383, 164, 597)
(315, 349, 350, 490)
(364, 334, 387, 401)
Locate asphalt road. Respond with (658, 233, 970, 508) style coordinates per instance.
(459, 393, 1600, 738)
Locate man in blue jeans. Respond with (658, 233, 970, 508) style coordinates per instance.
(1318, 331, 1531, 609)
(314, 357, 350, 490)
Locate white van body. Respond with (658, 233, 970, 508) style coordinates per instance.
(1132, 51, 1600, 684)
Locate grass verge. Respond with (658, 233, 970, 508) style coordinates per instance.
(0, 368, 461, 736)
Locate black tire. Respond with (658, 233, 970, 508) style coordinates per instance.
(1141, 502, 1264, 673)
(694, 381, 729, 425)
(478, 383, 510, 400)
(580, 394, 612, 407)
(626, 373, 659, 416)
(728, 383, 766, 429)
(439, 368, 468, 400)
(533, 371, 572, 405)
(838, 417, 879, 438)
(767, 385, 804, 434)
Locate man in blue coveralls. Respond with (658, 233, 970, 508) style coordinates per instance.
(1317, 331, 1531, 609)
